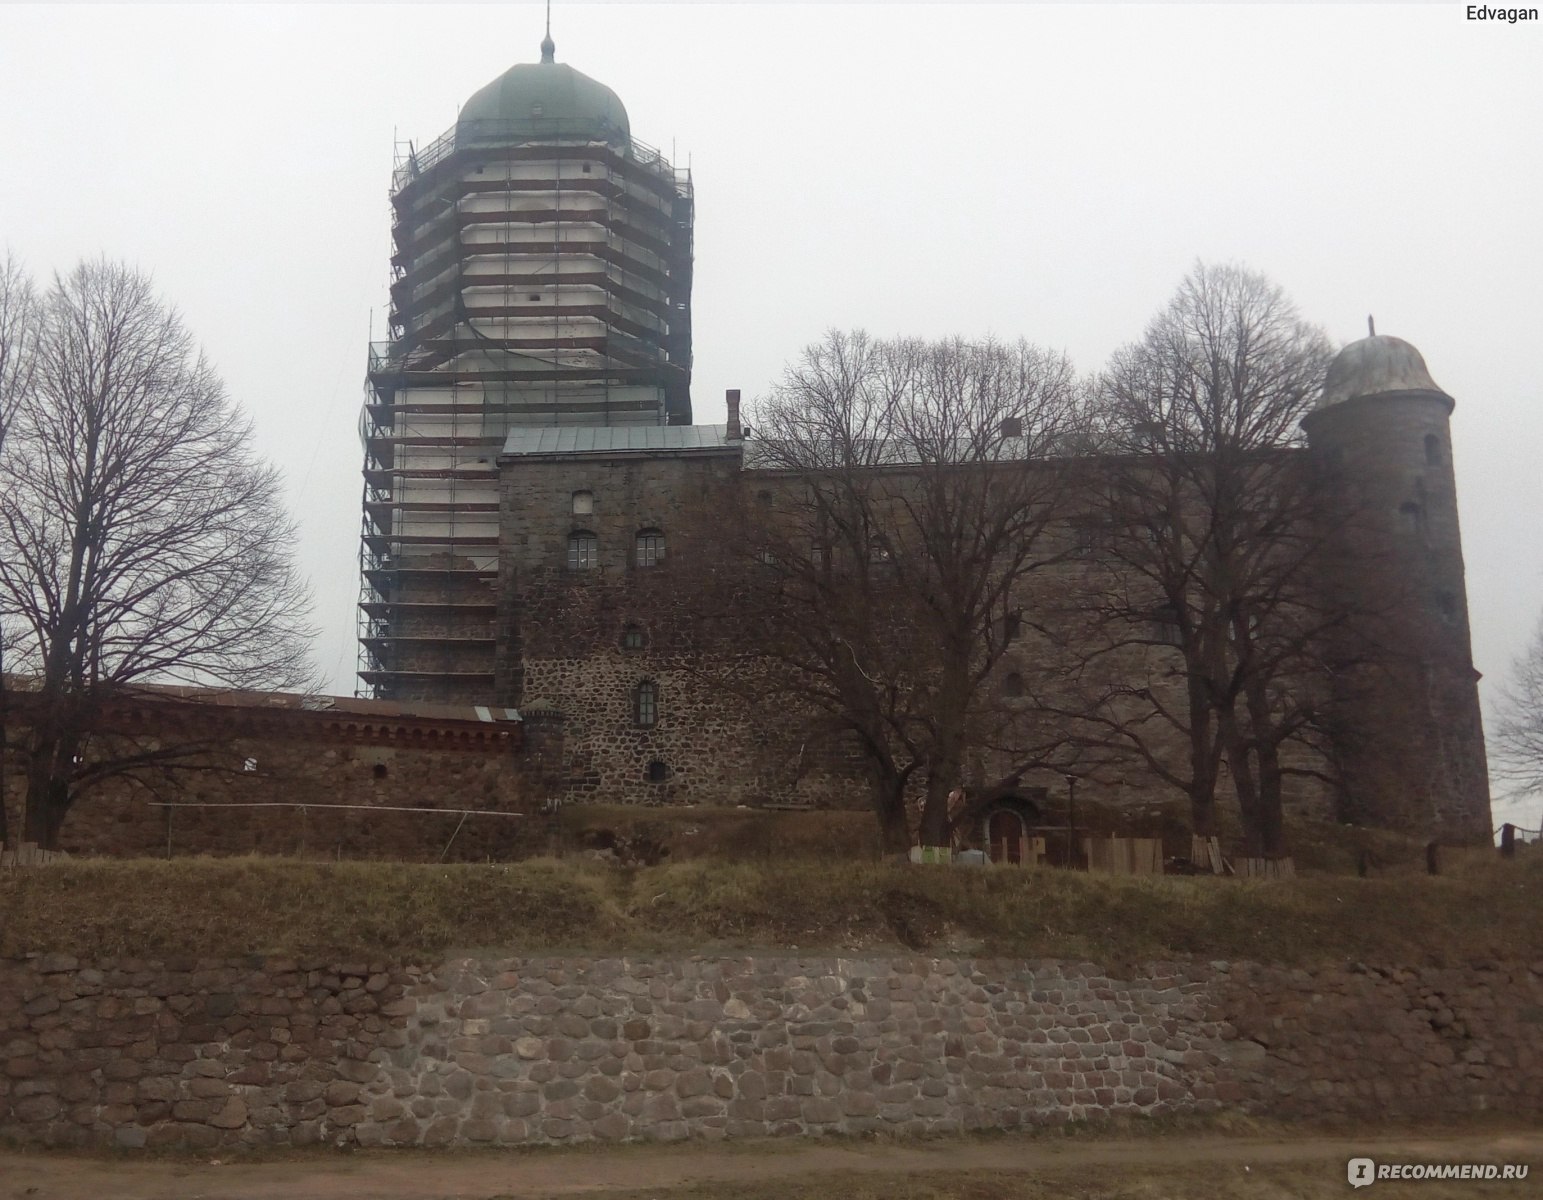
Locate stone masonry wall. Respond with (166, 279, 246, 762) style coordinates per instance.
(495, 446, 1338, 825)
(1, 700, 558, 861)
(2, 953, 1539, 1149)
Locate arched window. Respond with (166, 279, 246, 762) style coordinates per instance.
(621, 623, 647, 651)
(1002, 671, 1024, 698)
(567, 531, 598, 570)
(1424, 434, 1442, 467)
(646, 759, 669, 782)
(636, 528, 665, 568)
(634, 681, 659, 727)
(572, 490, 594, 515)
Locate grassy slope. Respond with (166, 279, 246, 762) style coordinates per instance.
(1, 850, 1538, 966)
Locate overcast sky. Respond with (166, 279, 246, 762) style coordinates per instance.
(2, 3, 1539, 824)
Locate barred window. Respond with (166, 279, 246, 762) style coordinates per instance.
(634, 681, 659, 728)
(636, 529, 665, 567)
(568, 530, 599, 570)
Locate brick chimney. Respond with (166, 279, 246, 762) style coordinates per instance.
(726, 389, 742, 440)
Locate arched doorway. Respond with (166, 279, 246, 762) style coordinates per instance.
(983, 795, 1042, 864)
(988, 809, 1025, 863)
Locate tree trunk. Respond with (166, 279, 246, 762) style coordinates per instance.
(1242, 674, 1289, 859)
(919, 739, 964, 848)
(21, 732, 75, 850)
(1184, 658, 1221, 837)
(1255, 747, 1288, 859)
(1219, 704, 1263, 856)
(869, 771, 913, 855)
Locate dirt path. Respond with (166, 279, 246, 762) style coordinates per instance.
(2, 1129, 1540, 1200)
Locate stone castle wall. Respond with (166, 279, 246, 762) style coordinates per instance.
(496, 450, 856, 808)
(494, 448, 1339, 826)
(1, 697, 558, 861)
(2, 952, 1538, 1149)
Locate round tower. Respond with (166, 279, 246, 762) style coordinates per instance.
(1301, 332, 1491, 842)
(359, 34, 695, 703)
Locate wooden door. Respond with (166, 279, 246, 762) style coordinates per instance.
(988, 810, 1023, 864)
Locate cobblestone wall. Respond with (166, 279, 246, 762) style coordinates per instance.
(2, 954, 1539, 1149)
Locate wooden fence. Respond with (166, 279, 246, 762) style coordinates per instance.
(1081, 836, 1164, 876)
(0, 842, 65, 867)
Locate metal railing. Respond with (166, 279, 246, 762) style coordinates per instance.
(393, 120, 690, 193)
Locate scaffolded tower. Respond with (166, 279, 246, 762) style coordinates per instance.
(359, 34, 694, 702)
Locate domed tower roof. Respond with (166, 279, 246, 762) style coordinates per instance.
(1317, 333, 1449, 410)
(455, 37, 631, 153)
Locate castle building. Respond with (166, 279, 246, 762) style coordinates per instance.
(359, 46, 1491, 844)
(359, 34, 694, 704)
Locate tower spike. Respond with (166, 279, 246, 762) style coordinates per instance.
(541, 0, 555, 62)
(1368, 314, 1376, 337)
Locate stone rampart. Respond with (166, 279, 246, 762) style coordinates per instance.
(1, 954, 1539, 1148)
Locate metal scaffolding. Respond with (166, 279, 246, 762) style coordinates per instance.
(358, 117, 693, 703)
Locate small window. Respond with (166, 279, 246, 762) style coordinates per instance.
(1002, 672, 1024, 698)
(868, 540, 892, 565)
(621, 624, 647, 650)
(1069, 517, 1105, 558)
(372, 763, 388, 780)
(242, 757, 257, 773)
(1000, 416, 1024, 439)
(528, 293, 542, 302)
(1004, 611, 1022, 643)
(634, 681, 659, 727)
(1425, 434, 1442, 467)
(1398, 501, 1424, 538)
(1151, 604, 1183, 645)
(582, 163, 593, 174)
(572, 490, 594, 515)
(568, 530, 599, 570)
(646, 759, 668, 782)
(810, 542, 826, 568)
(636, 529, 665, 567)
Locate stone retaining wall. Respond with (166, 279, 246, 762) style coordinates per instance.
(2, 953, 1540, 1148)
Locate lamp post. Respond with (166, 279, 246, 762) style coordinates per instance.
(1064, 773, 1077, 870)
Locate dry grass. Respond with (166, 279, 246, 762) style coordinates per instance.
(1, 848, 1538, 965)
(513, 1164, 1499, 1200)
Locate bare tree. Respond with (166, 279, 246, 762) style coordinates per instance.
(0, 259, 316, 848)
(0, 254, 40, 849)
(1492, 613, 1543, 799)
(713, 331, 1084, 851)
(1064, 263, 1334, 856)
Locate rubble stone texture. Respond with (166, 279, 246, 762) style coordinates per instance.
(2, 954, 1539, 1148)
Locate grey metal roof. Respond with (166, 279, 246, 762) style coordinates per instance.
(502, 424, 740, 458)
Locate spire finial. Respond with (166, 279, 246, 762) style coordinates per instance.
(541, 1, 555, 62)
(1368, 315, 1376, 337)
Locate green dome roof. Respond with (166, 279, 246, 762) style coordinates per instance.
(455, 40, 630, 152)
